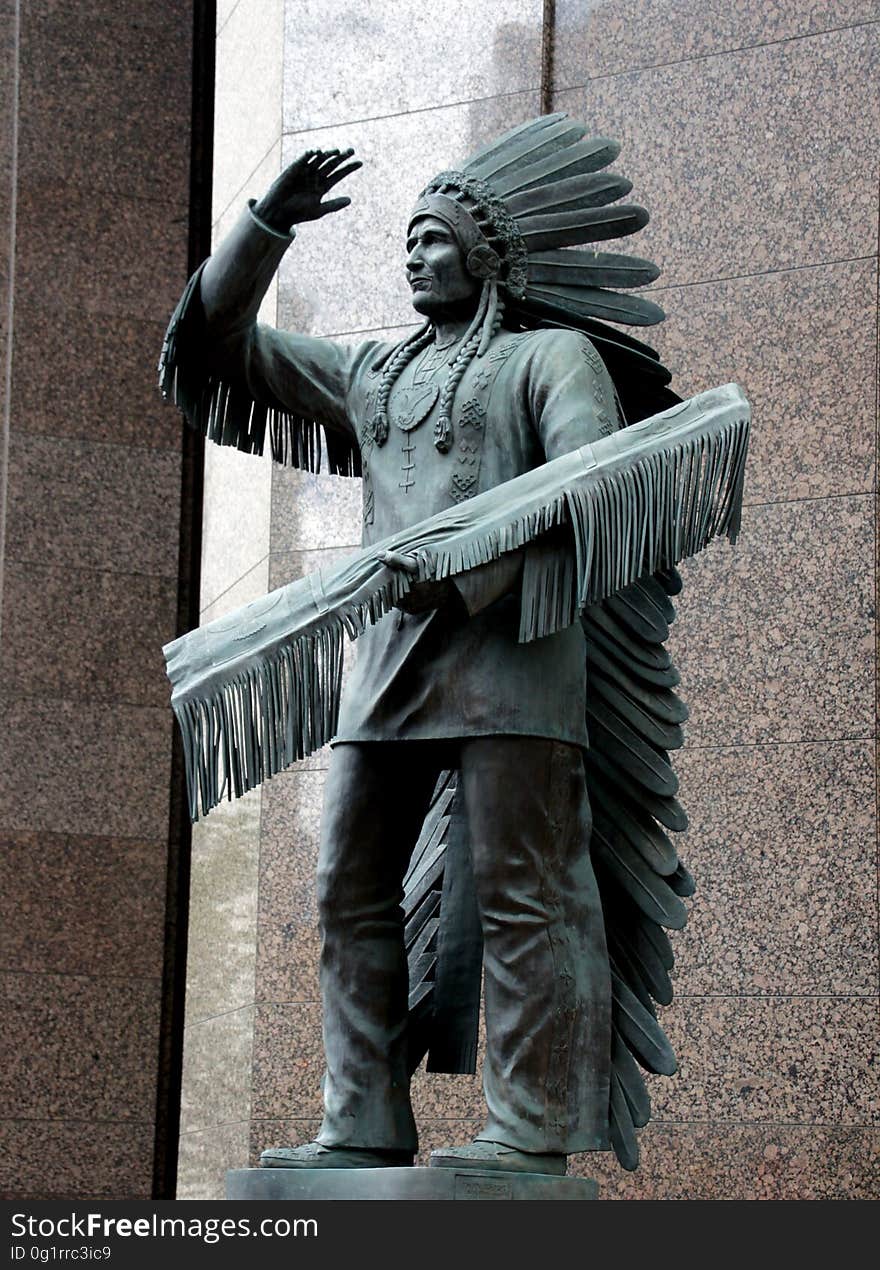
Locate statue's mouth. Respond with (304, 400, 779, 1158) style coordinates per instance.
(409, 278, 431, 291)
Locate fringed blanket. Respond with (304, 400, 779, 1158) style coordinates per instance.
(164, 382, 750, 822)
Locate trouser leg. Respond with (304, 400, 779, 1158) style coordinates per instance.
(315, 741, 440, 1152)
(460, 736, 611, 1154)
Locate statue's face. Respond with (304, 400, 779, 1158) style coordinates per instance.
(405, 215, 479, 318)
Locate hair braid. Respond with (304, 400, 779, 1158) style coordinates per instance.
(370, 323, 433, 445)
(433, 281, 490, 452)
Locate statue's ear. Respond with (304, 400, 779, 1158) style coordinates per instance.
(466, 243, 500, 280)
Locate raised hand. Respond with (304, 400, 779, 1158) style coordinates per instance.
(253, 148, 362, 233)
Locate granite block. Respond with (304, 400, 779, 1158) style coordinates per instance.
(179, 1006, 255, 1134)
(554, 0, 880, 85)
(270, 463, 363, 554)
(0, 1118, 155, 1200)
(668, 495, 875, 746)
(177, 1120, 251, 1201)
(0, 560, 177, 707)
(650, 258, 877, 504)
(186, 788, 261, 1022)
(213, 0, 283, 218)
(556, 26, 880, 286)
(569, 1124, 880, 1201)
(217, 0, 242, 34)
(649, 996, 880, 1125)
(411, 1040, 486, 1122)
(671, 741, 877, 996)
(258, 769, 324, 926)
(14, 179, 188, 322)
(3, 433, 182, 577)
(9, 303, 181, 451)
(252, 1001, 325, 1119)
(200, 555, 269, 625)
(200, 441, 272, 609)
(17, 8, 190, 203)
(0, 831, 166, 979)
(278, 94, 540, 336)
(283, 0, 542, 132)
(213, 143, 283, 247)
(0, 697, 173, 840)
(255, 921, 321, 1004)
(0, 973, 161, 1121)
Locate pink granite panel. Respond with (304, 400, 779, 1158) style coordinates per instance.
(0, 698, 173, 840)
(0, 973, 161, 1121)
(251, 1001, 324, 1119)
(669, 495, 875, 746)
(0, 1119, 155, 1200)
(569, 1124, 880, 1200)
(672, 741, 877, 996)
(0, 560, 177, 707)
(17, 8, 190, 203)
(3, 433, 181, 577)
(255, 922, 320, 1005)
(556, 26, 880, 285)
(554, 0, 880, 84)
(0, 831, 166, 979)
(258, 770, 324, 927)
(14, 179, 188, 322)
(651, 259, 877, 504)
(10, 304, 181, 450)
(649, 996, 879, 1124)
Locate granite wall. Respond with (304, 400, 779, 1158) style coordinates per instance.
(0, 2, 199, 1198)
(180, 0, 879, 1198)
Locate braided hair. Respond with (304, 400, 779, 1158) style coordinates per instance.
(372, 193, 511, 451)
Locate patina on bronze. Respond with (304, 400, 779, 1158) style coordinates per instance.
(160, 115, 749, 1177)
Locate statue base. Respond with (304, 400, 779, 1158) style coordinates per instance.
(227, 1165, 597, 1201)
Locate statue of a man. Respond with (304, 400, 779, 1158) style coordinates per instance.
(164, 115, 710, 1176)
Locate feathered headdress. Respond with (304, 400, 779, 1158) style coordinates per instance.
(369, 112, 676, 452)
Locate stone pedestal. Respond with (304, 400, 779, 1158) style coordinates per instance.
(227, 1166, 597, 1201)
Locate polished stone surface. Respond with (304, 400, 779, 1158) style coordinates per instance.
(179, 1006, 255, 1135)
(0, 973, 161, 1121)
(0, 1119, 155, 1201)
(0, 560, 177, 707)
(650, 996, 879, 1124)
(277, 95, 540, 337)
(673, 741, 877, 996)
(0, 831, 166, 980)
(270, 462, 362, 554)
(258, 770, 323, 927)
(15, 179, 188, 320)
(556, 25, 880, 286)
(176, 1121, 251, 1201)
(228, 1163, 597, 1200)
(17, 6, 190, 203)
(9, 303, 181, 451)
(4, 433, 182, 577)
(200, 555, 269, 625)
(570, 1124, 880, 1200)
(669, 495, 875, 746)
(651, 258, 877, 504)
(252, 1001, 324, 1119)
(186, 789, 262, 1022)
(284, 0, 542, 132)
(554, 0, 880, 84)
(200, 442, 272, 610)
(0, 698, 173, 840)
(213, 0, 283, 220)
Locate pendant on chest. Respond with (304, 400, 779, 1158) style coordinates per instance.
(392, 382, 440, 433)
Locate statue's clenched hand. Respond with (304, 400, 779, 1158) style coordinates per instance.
(379, 551, 462, 616)
(253, 148, 362, 233)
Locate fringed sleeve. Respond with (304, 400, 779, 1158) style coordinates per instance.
(158, 204, 362, 477)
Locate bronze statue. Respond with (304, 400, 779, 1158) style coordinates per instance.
(160, 115, 749, 1177)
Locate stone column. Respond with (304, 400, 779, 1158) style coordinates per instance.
(0, 0, 197, 1199)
